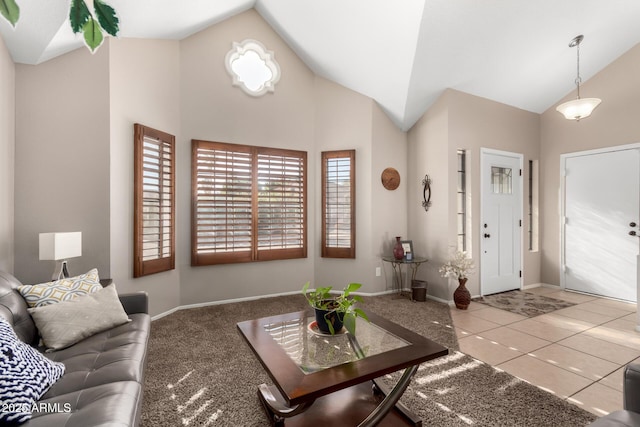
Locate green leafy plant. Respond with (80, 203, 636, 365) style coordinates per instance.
(302, 282, 369, 335)
(1, 0, 119, 53)
(0, 0, 19, 27)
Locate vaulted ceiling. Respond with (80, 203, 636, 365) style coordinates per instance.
(2, 0, 639, 130)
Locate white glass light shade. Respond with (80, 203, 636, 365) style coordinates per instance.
(556, 98, 602, 120)
(39, 232, 82, 260)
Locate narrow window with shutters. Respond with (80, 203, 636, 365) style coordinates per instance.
(191, 140, 307, 266)
(322, 150, 355, 258)
(134, 124, 176, 277)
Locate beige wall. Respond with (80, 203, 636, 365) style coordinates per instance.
(540, 43, 640, 285)
(8, 9, 411, 315)
(178, 10, 317, 305)
(108, 38, 182, 315)
(408, 95, 450, 300)
(408, 90, 541, 300)
(0, 36, 14, 273)
(14, 47, 111, 284)
(371, 102, 408, 290)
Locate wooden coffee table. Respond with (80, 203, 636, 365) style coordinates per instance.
(237, 311, 448, 426)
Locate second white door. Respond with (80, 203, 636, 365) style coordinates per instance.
(481, 150, 522, 295)
(563, 147, 639, 302)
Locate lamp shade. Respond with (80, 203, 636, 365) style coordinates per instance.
(39, 232, 82, 261)
(555, 98, 602, 120)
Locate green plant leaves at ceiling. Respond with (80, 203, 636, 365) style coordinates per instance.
(1, 0, 119, 53)
(0, 0, 19, 27)
(83, 17, 103, 52)
(69, 0, 91, 33)
(70, 0, 118, 53)
(93, 0, 119, 36)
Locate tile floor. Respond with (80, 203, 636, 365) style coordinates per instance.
(450, 286, 639, 417)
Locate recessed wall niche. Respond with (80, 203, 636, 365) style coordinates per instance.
(225, 39, 281, 97)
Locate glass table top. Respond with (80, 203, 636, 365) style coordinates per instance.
(263, 315, 409, 374)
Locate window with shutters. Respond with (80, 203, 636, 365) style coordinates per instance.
(134, 124, 175, 277)
(321, 150, 355, 258)
(191, 140, 307, 266)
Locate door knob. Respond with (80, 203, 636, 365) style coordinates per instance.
(630, 231, 637, 236)
(484, 233, 491, 238)
(631, 222, 637, 228)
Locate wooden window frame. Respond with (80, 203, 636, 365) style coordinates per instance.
(134, 124, 176, 277)
(321, 150, 356, 258)
(191, 140, 307, 266)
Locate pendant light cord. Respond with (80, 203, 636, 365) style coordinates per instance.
(574, 39, 582, 99)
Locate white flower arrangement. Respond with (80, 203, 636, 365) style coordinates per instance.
(439, 251, 474, 280)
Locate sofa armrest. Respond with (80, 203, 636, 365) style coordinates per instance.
(624, 363, 640, 412)
(119, 292, 149, 315)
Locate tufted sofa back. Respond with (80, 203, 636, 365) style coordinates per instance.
(0, 271, 38, 346)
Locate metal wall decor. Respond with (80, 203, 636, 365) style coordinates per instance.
(422, 174, 432, 211)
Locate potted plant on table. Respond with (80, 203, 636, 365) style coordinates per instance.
(439, 251, 475, 310)
(302, 282, 369, 335)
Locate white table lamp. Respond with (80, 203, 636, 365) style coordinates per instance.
(39, 232, 82, 280)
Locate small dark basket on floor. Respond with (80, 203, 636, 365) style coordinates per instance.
(411, 280, 428, 302)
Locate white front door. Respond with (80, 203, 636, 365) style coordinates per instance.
(563, 147, 640, 302)
(481, 149, 522, 295)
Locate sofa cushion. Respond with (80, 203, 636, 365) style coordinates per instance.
(0, 318, 65, 424)
(18, 269, 101, 308)
(28, 285, 130, 351)
(0, 271, 38, 345)
(589, 410, 640, 426)
(42, 313, 150, 398)
(26, 381, 143, 427)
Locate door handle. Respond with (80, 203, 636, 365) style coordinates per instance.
(484, 233, 491, 238)
(631, 222, 638, 228)
(630, 231, 637, 236)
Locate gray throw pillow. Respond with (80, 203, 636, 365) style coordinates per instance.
(28, 284, 130, 351)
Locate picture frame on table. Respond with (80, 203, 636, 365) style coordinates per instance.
(401, 240, 413, 260)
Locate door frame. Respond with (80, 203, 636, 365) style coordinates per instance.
(559, 142, 640, 291)
(480, 148, 524, 296)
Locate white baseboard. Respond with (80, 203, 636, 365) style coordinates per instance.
(151, 290, 301, 321)
(152, 289, 447, 321)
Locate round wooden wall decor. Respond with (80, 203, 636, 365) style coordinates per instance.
(381, 167, 401, 190)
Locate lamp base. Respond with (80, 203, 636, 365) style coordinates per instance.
(52, 260, 70, 281)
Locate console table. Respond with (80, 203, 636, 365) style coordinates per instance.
(382, 256, 428, 295)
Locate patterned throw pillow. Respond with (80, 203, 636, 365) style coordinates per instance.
(18, 268, 102, 308)
(28, 284, 130, 351)
(0, 318, 65, 424)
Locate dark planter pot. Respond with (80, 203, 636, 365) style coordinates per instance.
(314, 300, 344, 334)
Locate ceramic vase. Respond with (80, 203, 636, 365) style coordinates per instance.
(454, 278, 471, 310)
(393, 236, 404, 260)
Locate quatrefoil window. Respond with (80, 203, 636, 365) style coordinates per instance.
(225, 40, 281, 97)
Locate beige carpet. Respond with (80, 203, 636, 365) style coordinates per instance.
(141, 294, 597, 426)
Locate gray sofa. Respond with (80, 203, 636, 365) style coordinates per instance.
(589, 363, 640, 426)
(0, 271, 150, 426)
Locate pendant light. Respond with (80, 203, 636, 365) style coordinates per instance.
(555, 35, 602, 121)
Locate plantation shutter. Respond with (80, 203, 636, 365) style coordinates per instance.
(134, 124, 175, 277)
(192, 141, 253, 265)
(191, 140, 306, 265)
(256, 148, 307, 261)
(322, 150, 356, 258)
